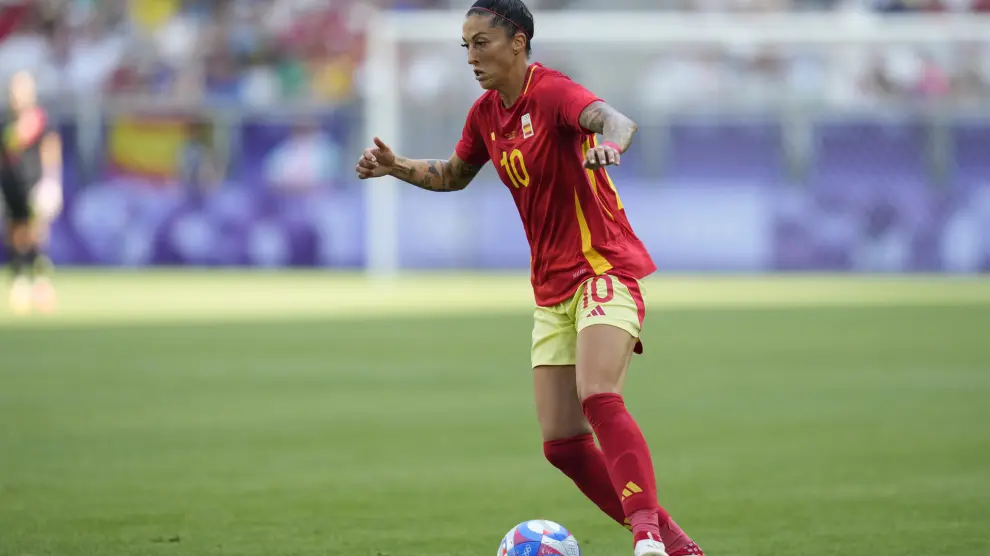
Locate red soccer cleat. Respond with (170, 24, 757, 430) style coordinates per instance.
(667, 542, 705, 556)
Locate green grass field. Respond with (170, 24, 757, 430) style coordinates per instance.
(1, 272, 989, 556)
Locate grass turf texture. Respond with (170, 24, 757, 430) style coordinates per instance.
(1, 272, 988, 556)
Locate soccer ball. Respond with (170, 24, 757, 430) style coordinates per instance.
(497, 519, 580, 556)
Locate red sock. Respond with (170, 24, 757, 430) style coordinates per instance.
(543, 428, 699, 553)
(544, 434, 628, 528)
(660, 518, 695, 554)
(582, 393, 670, 538)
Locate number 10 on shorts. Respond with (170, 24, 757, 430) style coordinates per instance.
(583, 275, 614, 308)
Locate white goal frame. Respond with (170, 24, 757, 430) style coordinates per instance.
(362, 10, 990, 277)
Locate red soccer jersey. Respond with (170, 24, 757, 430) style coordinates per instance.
(455, 63, 656, 307)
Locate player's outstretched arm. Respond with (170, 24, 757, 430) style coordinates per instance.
(390, 154, 483, 192)
(578, 101, 638, 169)
(355, 137, 483, 192)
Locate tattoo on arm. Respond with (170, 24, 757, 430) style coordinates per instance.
(578, 102, 608, 134)
(448, 156, 482, 189)
(390, 156, 481, 192)
(578, 101, 638, 153)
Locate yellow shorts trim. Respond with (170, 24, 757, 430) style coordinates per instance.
(531, 274, 647, 368)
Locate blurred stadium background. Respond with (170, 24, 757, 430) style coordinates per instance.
(0, 0, 988, 273)
(1, 2, 989, 556)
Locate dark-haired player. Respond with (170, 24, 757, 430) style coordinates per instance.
(356, 2, 704, 555)
(1, 70, 61, 314)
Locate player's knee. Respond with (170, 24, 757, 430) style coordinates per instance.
(29, 223, 47, 244)
(576, 356, 626, 399)
(576, 377, 621, 402)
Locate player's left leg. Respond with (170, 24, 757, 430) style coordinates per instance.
(575, 275, 703, 556)
(5, 220, 34, 314)
(27, 180, 61, 313)
(28, 220, 56, 313)
(532, 303, 630, 528)
(535, 364, 628, 528)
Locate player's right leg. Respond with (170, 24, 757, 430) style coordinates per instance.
(1, 175, 34, 314)
(574, 276, 704, 556)
(4, 222, 33, 314)
(532, 296, 703, 556)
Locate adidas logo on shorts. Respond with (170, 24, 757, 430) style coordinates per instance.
(586, 306, 606, 319)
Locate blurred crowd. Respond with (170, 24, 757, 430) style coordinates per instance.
(0, 0, 988, 111)
(0, 0, 449, 107)
(565, 0, 990, 10)
(0, 2, 986, 274)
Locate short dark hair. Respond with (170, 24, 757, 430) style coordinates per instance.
(467, 0, 534, 57)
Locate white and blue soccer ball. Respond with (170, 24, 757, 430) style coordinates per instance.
(497, 519, 580, 556)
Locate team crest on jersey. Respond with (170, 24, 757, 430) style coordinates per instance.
(521, 113, 534, 139)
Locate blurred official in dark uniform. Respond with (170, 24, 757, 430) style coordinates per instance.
(1, 70, 62, 315)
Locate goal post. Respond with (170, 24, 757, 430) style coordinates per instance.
(362, 10, 990, 277)
(363, 9, 403, 278)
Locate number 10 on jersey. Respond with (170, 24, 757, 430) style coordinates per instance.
(500, 148, 530, 189)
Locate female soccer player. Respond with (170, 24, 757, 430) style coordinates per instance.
(356, 2, 703, 555)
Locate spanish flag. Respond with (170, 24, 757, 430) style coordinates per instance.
(106, 116, 188, 181)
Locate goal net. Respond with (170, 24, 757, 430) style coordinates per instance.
(362, 10, 990, 276)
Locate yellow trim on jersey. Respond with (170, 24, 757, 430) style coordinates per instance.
(582, 137, 615, 220)
(523, 64, 538, 95)
(603, 169, 624, 210)
(574, 191, 613, 275)
(592, 135, 626, 211)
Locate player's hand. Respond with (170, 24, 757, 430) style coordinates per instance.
(583, 142, 621, 170)
(355, 137, 397, 179)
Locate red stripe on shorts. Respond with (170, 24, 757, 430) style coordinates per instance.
(619, 277, 646, 327)
(618, 276, 646, 355)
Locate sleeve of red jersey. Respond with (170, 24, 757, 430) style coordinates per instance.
(454, 99, 491, 165)
(544, 73, 603, 135)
